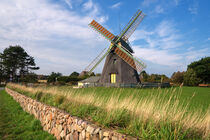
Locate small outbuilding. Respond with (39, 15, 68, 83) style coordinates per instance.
(78, 76, 100, 87)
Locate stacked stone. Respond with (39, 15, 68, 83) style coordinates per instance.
(6, 88, 136, 140)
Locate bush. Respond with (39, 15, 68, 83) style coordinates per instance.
(184, 69, 200, 86)
(56, 75, 81, 85)
(171, 71, 185, 84)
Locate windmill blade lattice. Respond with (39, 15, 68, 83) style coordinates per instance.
(115, 44, 146, 73)
(133, 56, 147, 73)
(114, 47, 136, 68)
(89, 20, 115, 43)
(84, 47, 111, 74)
(118, 10, 145, 41)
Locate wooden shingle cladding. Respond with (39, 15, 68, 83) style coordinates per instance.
(99, 51, 140, 84)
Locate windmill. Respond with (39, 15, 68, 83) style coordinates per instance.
(83, 9, 146, 85)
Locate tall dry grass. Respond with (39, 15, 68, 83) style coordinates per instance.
(7, 83, 210, 139)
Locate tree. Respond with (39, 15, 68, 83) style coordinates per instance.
(160, 75, 170, 83)
(0, 55, 5, 83)
(47, 72, 62, 83)
(171, 71, 185, 84)
(140, 71, 169, 83)
(20, 73, 38, 83)
(140, 71, 149, 82)
(70, 71, 79, 77)
(187, 57, 210, 84)
(0, 45, 39, 82)
(184, 68, 200, 86)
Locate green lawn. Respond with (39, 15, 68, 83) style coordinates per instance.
(176, 86, 210, 111)
(0, 90, 55, 140)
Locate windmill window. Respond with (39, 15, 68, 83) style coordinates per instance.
(113, 59, 117, 64)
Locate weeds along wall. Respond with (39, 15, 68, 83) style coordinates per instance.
(5, 88, 134, 140)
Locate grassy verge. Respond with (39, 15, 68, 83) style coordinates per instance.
(7, 83, 210, 139)
(0, 90, 55, 140)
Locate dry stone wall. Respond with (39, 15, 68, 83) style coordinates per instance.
(6, 88, 136, 140)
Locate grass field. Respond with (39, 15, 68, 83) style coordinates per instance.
(7, 83, 210, 139)
(56, 86, 210, 112)
(0, 89, 55, 140)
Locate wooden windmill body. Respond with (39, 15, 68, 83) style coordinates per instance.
(99, 47, 140, 84)
(83, 10, 146, 85)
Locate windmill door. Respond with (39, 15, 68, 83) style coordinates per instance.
(111, 74, 116, 83)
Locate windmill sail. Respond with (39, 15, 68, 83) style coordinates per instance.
(114, 47, 136, 68)
(117, 10, 145, 41)
(84, 47, 111, 74)
(115, 44, 146, 73)
(89, 20, 115, 42)
(133, 56, 147, 73)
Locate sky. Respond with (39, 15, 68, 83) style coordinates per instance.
(0, 0, 209, 77)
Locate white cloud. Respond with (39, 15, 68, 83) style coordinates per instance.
(82, 0, 108, 24)
(83, 0, 94, 11)
(141, 0, 158, 7)
(129, 19, 204, 74)
(188, 1, 199, 15)
(141, 0, 182, 16)
(110, 2, 122, 9)
(64, 0, 72, 9)
(131, 20, 182, 49)
(0, 0, 109, 75)
(208, 37, 210, 41)
(184, 48, 209, 62)
(155, 20, 176, 37)
(130, 20, 183, 68)
(133, 46, 181, 66)
(154, 5, 164, 14)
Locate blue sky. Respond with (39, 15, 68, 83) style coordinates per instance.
(0, 0, 209, 77)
